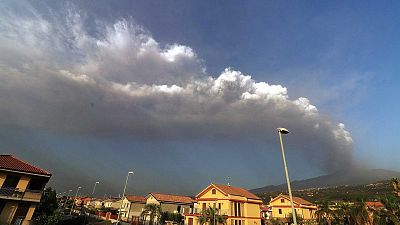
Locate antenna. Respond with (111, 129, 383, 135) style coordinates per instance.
(226, 176, 231, 186)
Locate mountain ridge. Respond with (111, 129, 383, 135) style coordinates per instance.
(251, 168, 400, 193)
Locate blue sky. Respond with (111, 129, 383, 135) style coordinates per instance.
(0, 0, 399, 196)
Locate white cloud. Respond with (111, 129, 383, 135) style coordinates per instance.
(0, 3, 353, 172)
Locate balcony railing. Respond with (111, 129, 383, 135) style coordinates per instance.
(0, 187, 24, 198)
(0, 187, 42, 201)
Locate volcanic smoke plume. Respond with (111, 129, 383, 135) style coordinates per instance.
(0, 2, 353, 172)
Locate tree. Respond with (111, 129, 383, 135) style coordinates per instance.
(286, 212, 304, 225)
(268, 218, 284, 225)
(160, 212, 184, 225)
(348, 201, 369, 225)
(371, 178, 400, 225)
(35, 187, 59, 216)
(315, 201, 333, 225)
(34, 187, 62, 225)
(198, 206, 226, 225)
(141, 204, 162, 225)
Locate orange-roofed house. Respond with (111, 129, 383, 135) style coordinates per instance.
(0, 154, 51, 225)
(184, 183, 263, 225)
(269, 194, 317, 221)
(145, 192, 195, 214)
(119, 195, 146, 222)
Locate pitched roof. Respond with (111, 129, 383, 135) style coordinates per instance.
(126, 195, 146, 203)
(148, 193, 195, 204)
(212, 184, 261, 200)
(272, 194, 314, 206)
(0, 154, 51, 176)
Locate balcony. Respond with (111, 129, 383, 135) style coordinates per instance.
(0, 187, 42, 202)
(0, 187, 24, 199)
(23, 190, 42, 202)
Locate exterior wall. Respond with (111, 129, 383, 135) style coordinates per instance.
(16, 176, 31, 191)
(120, 198, 131, 218)
(111, 200, 122, 210)
(0, 173, 6, 187)
(269, 197, 316, 220)
(129, 202, 145, 217)
(23, 191, 41, 202)
(21, 203, 37, 225)
(0, 201, 18, 224)
(160, 203, 191, 214)
(185, 186, 262, 225)
(146, 195, 160, 205)
(270, 206, 293, 219)
(245, 202, 262, 218)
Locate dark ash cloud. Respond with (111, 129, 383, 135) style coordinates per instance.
(0, 2, 353, 172)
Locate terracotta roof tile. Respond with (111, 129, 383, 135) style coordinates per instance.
(149, 193, 195, 204)
(275, 194, 314, 205)
(126, 195, 146, 203)
(0, 155, 51, 176)
(365, 201, 384, 208)
(213, 184, 261, 200)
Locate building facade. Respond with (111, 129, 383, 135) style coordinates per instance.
(119, 195, 146, 222)
(0, 155, 51, 225)
(269, 194, 317, 221)
(184, 183, 262, 225)
(145, 193, 195, 214)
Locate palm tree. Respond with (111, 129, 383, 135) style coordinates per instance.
(141, 203, 162, 225)
(331, 202, 352, 225)
(315, 201, 333, 225)
(286, 212, 304, 225)
(199, 206, 226, 225)
(349, 201, 369, 225)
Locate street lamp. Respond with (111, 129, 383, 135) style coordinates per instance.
(67, 190, 72, 198)
(116, 171, 134, 223)
(277, 127, 297, 225)
(214, 200, 217, 225)
(70, 186, 81, 215)
(92, 181, 100, 196)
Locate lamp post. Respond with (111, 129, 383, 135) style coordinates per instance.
(92, 181, 100, 196)
(70, 186, 81, 215)
(67, 190, 72, 198)
(277, 127, 297, 225)
(64, 190, 72, 211)
(214, 200, 217, 225)
(116, 171, 134, 223)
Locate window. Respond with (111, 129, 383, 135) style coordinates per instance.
(218, 203, 222, 209)
(0, 201, 6, 215)
(212, 189, 216, 195)
(2, 175, 20, 188)
(233, 202, 241, 217)
(213, 203, 216, 209)
(27, 178, 45, 191)
(177, 205, 181, 213)
(202, 203, 206, 211)
(12, 202, 30, 221)
(278, 209, 282, 214)
(280, 199, 285, 203)
(188, 218, 193, 225)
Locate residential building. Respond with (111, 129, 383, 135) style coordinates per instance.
(102, 198, 121, 209)
(184, 183, 263, 225)
(260, 205, 271, 220)
(119, 195, 146, 222)
(145, 192, 195, 214)
(87, 198, 103, 209)
(269, 194, 317, 220)
(0, 154, 51, 225)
